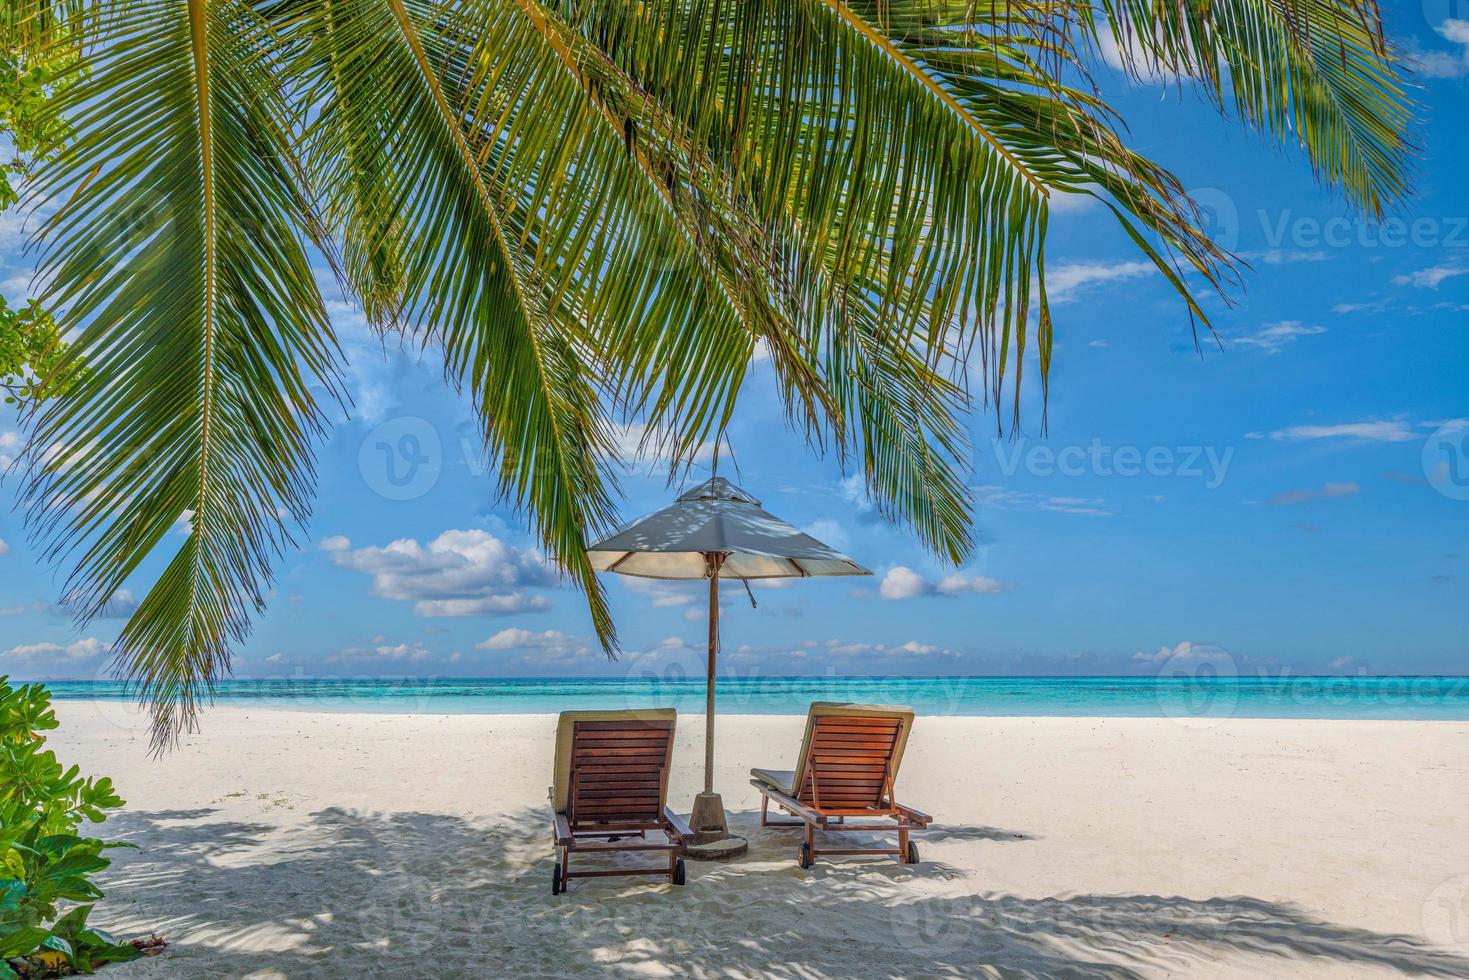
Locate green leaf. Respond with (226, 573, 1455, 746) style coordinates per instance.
(0, 925, 50, 959)
(0, 880, 25, 913)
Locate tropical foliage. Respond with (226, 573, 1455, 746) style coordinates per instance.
(1, 12, 80, 412)
(1, 0, 1414, 744)
(0, 678, 144, 977)
(0, 299, 85, 408)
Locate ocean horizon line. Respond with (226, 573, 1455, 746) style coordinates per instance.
(29, 673, 1469, 683)
(33, 674, 1469, 721)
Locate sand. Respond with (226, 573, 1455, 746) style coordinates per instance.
(46, 702, 1469, 978)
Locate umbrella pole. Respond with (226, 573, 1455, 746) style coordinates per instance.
(704, 553, 720, 794)
(687, 552, 739, 854)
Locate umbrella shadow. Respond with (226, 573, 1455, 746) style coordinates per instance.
(93, 805, 1469, 979)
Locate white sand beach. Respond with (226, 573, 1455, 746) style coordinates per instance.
(52, 703, 1469, 978)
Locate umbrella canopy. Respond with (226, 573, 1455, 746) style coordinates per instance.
(587, 477, 869, 580)
(587, 476, 869, 847)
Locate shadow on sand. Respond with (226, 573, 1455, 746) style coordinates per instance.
(95, 805, 1469, 979)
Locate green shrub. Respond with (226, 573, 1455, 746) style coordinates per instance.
(0, 677, 142, 977)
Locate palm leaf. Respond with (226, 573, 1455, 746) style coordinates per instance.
(1088, 0, 1414, 215)
(20, 0, 343, 748)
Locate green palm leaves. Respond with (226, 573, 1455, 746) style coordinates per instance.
(4, 0, 1412, 744)
(19, 0, 343, 742)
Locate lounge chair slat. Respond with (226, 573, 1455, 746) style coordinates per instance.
(813, 721, 901, 733)
(572, 720, 674, 731)
(572, 727, 672, 738)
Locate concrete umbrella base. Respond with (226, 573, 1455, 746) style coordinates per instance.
(683, 835, 748, 862)
(683, 791, 749, 861)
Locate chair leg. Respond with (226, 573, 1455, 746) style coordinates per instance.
(898, 824, 910, 864)
(760, 794, 769, 827)
(805, 821, 816, 864)
(560, 847, 571, 889)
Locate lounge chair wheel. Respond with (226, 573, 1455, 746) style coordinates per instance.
(673, 859, 686, 886)
(798, 842, 813, 869)
(552, 862, 564, 895)
(906, 841, 920, 864)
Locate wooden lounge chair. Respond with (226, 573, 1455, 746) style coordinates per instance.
(549, 708, 692, 894)
(750, 702, 931, 868)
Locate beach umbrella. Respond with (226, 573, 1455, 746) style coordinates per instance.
(587, 476, 869, 853)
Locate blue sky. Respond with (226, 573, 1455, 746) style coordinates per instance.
(2, 0, 1467, 682)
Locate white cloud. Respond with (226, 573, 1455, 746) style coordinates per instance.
(1243, 250, 1330, 265)
(1048, 191, 1099, 215)
(326, 529, 557, 617)
(879, 566, 929, 600)
(1132, 640, 1237, 674)
(800, 518, 849, 552)
(1232, 320, 1327, 354)
(609, 422, 715, 466)
(0, 431, 20, 470)
(1047, 260, 1156, 303)
(935, 572, 1013, 596)
(97, 589, 139, 619)
(1268, 481, 1361, 505)
(880, 566, 1011, 600)
(330, 641, 434, 663)
(1331, 300, 1386, 315)
(620, 576, 699, 608)
(1, 637, 110, 664)
(1250, 420, 1417, 443)
(1095, 20, 1187, 84)
(799, 637, 958, 659)
(1407, 20, 1469, 78)
(973, 484, 1112, 517)
(1392, 260, 1469, 289)
(477, 629, 586, 658)
(0, 537, 8, 556)
(319, 534, 352, 552)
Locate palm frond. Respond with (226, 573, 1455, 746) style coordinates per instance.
(20, 0, 343, 748)
(1087, 0, 1415, 215)
(278, 0, 754, 649)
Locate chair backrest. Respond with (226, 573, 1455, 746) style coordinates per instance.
(552, 709, 676, 828)
(793, 703, 914, 810)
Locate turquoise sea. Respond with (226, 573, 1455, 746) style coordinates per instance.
(43, 675, 1469, 719)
